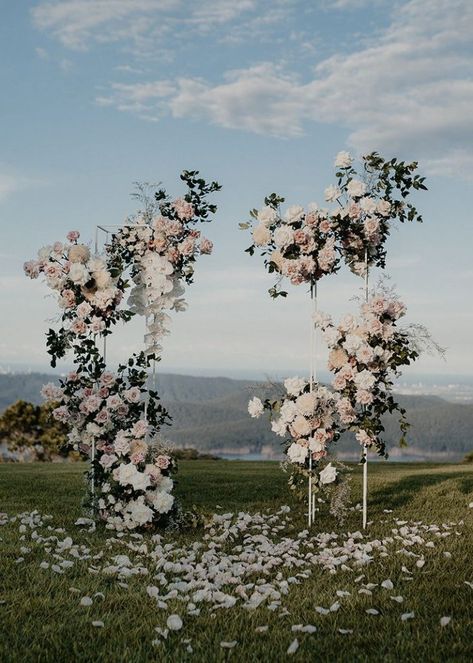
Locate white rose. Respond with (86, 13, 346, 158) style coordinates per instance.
(279, 399, 299, 423)
(273, 226, 294, 248)
(347, 179, 367, 198)
(257, 205, 277, 227)
(309, 437, 325, 453)
(284, 377, 306, 397)
(287, 442, 308, 464)
(151, 490, 174, 514)
(377, 199, 391, 216)
(271, 417, 287, 437)
(284, 205, 304, 224)
(116, 463, 151, 492)
(295, 392, 317, 416)
(125, 496, 154, 526)
(353, 369, 376, 390)
(248, 397, 264, 418)
(93, 269, 112, 290)
(291, 414, 311, 437)
(319, 462, 337, 484)
(69, 263, 90, 285)
(252, 224, 271, 246)
(359, 197, 377, 214)
(68, 244, 91, 264)
(334, 151, 353, 169)
(324, 185, 341, 203)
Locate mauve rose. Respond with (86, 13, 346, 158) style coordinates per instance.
(116, 404, 129, 417)
(71, 319, 87, 335)
(98, 387, 109, 399)
(67, 230, 80, 242)
(130, 452, 145, 465)
(319, 219, 332, 233)
(95, 409, 110, 424)
(155, 455, 170, 470)
(304, 211, 318, 227)
(356, 389, 374, 405)
(332, 375, 347, 391)
(100, 372, 115, 386)
(67, 371, 79, 382)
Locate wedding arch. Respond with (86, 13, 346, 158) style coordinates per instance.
(24, 171, 221, 531)
(244, 151, 429, 527)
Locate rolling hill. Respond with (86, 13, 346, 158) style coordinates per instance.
(0, 372, 471, 460)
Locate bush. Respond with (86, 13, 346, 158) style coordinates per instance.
(0, 400, 68, 461)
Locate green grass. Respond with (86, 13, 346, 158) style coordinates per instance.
(1, 461, 473, 662)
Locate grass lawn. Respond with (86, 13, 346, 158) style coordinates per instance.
(1, 460, 473, 662)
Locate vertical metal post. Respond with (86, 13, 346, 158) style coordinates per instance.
(362, 249, 369, 530)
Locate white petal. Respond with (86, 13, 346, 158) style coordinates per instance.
(440, 616, 451, 627)
(401, 612, 415, 621)
(92, 621, 104, 628)
(80, 596, 93, 606)
(166, 615, 183, 631)
(366, 609, 379, 615)
(381, 579, 394, 590)
(220, 641, 237, 649)
(287, 638, 299, 655)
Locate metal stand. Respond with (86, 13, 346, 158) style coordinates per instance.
(362, 249, 369, 530)
(308, 281, 318, 526)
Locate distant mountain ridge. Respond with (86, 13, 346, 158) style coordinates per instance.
(0, 372, 471, 459)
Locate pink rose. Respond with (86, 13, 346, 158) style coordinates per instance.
(95, 409, 110, 424)
(172, 198, 194, 220)
(132, 420, 148, 438)
(356, 389, 374, 405)
(124, 387, 141, 403)
(67, 372, 79, 382)
(130, 452, 145, 465)
(98, 386, 110, 399)
(67, 230, 80, 242)
(155, 455, 170, 470)
(71, 319, 87, 335)
(200, 238, 213, 255)
(100, 372, 115, 386)
(179, 237, 195, 257)
(99, 453, 117, 469)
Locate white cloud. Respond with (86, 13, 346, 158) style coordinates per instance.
(0, 173, 30, 202)
(97, 0, 473, 178)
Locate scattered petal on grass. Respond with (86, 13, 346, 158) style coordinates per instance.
(255, 626, 268, 633)
(315, 606, 330, 615)
(401, 612, 415, 621)
(401, 566, 412, 574)
(390, 596, 404, 603)
(464, 581, 473, 590)
(166, 615, 183, 631)
(287, 638, 299, 655)
(468, 502, 473, 509)
(338, 629, 353, 635)
(94, 592, 105, 600)
(336, 590, 351, 597)
(443, 552, 452, 558)
(220, 641, 237, 649)
(366, 609, 379, 615)
(292, 624, 316, 633)
(440, 616, 451, 627)
(381, 580, 394, 590)
(330, 602, 341, 612)
(69, 587, 80, 593)
(416, 559, 425, 568)
(92, 621, 104, 628)
(39, 562, 49, 569)
(80, 597, 93, 607)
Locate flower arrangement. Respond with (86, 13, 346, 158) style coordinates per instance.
(241, 195, 339, 298)
(24, 171, 221, 530)
(327, 151, 427, 276)
(316, 290, 419, 457)
(248, 378, 342, 486)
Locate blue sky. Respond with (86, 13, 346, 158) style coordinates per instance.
(0, 0, 472, 379)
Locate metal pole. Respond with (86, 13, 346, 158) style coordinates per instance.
(362, 249, 369, 530)
(308, 281, 318, 526)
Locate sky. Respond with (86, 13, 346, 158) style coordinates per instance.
(0, 0, 472, 381)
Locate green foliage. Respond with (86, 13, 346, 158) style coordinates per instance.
(0, 400, 68, 459)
